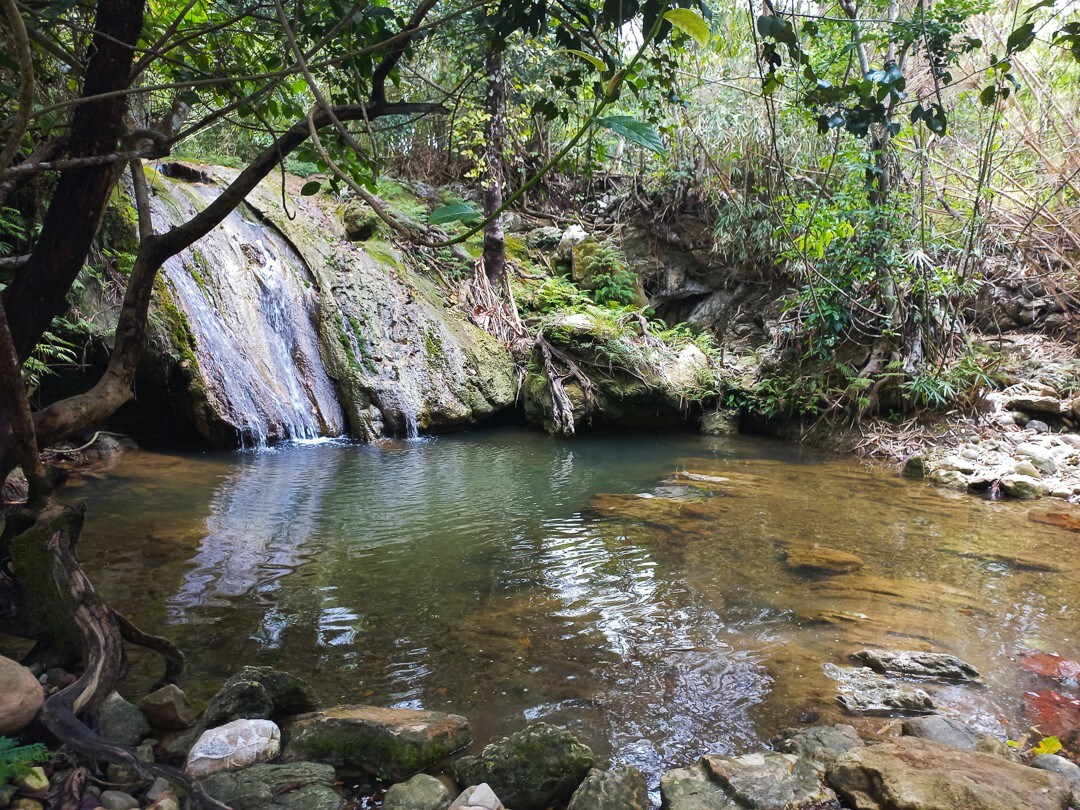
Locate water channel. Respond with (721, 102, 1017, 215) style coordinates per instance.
(68, 428, 1079, 787)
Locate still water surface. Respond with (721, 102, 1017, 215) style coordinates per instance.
(69, 429, 1079, 784)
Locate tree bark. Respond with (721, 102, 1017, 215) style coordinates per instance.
(482, 46, 507, 286)
(1, 0, 145, 363)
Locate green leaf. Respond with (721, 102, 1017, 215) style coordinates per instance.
(663, 8, 710, 46)
(564, 49, 607, 72)
(1031, 736, 1062, 756)
(428, 202, 481, 225)
(300, 181, 322, 196)
(1006, 22, 1036, 54)
(596, 115, 665, 154)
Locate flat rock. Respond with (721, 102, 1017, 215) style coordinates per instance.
(900, 716, 981, 749)
(852, 649, 980, 682)
(450, 723, 593, 810)
(99, 790, 139, 810)
(186, 718, 281, 777)
(826, 736, 1072, 809)
(702, 751, 840, 809)
(1006, 395, 1064, 415)
(199, 761, 342, 810)
(771, 725, 864, 773)
(384, 774, 453, 810)
(449, 784, 506, 810)
(659, 762, 733, 809)
(567, 766, 649, 810)
(783, 545, 864, 576)
(204, 666, 320, 727)
(139, 684, 196, 729)
(283, 704, 471, 780)
(0, 655, 44, 735)
(1000, 474, 1047, 499)
(822, 664, 935, 715)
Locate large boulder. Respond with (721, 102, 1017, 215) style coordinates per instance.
(185, 719, 281, 777)
(567, 766, 649, 810)
(450, 723, 594, 810)
(282, 704, 471, 780)
(826, 737, 1072, 809)
(199, 761, 342, 810)
(0, 656, 44, 735)
(449, 784, 506, 810)
(203, 666, 320, 727)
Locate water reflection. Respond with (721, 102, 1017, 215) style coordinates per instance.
(68, 430, 1080, 787)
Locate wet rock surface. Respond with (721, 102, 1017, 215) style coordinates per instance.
(139, 684, 196, 730)
(450, 723, 594, 810)
(95, 691, 151, 747)
(822, 664, 935, 715)
(783, 544, 865, 576)
(203, 666, 320, 727)
(383, 774, 453, 810)
(771, 725, 865, 773)
(566, 766, 649, 810)
(852, 650, 980, 682)
(185, 718, 282, 777)
(900, 716, 984, 749)
(199, 761, 342, 810)
(282, 704, 471, 780)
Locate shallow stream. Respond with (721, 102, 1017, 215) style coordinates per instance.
(67, 429, 1079, 786)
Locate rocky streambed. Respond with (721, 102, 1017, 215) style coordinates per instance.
(2, 655, 1079, 810)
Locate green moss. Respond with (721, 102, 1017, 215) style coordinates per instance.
(361, 238, 403, 270)
(153, 278, 199, 368)
(374, 178, 428, 222)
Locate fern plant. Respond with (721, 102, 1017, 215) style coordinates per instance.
(0, 737, 48, 784)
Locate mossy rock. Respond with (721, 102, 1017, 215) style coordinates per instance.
(203, 666, 320, 727)
(343, 202, 382, 242)
(200, 761, 342, 810)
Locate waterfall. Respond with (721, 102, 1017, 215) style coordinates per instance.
(148, 167, 346, 445)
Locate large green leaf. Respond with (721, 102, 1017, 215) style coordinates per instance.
(596, 115, 665, 154)
(664, 8, 710, 46)
(429, 202, 481, 225)
(564, 49, 607, 72)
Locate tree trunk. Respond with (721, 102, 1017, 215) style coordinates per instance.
(482, 46, 507, 286)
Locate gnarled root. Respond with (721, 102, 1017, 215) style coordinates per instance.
(536, 332, 595, 436)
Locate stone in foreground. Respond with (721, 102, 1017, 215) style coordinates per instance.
(185, 718, 281, 777)
(450, 723, 593, 810)
(822, 664, 935, 715)
(660, 752, 839, 810)
(0, 655, 44, 735)
(853, 649, 980, 682)
(283, 704, 471, 780)
(199, 761, 342, 810)
(203, 666, 320, 727)
(826, 736, 1072, 810)
(567, 766, 649, 810)
(139, 684, 196, 729)
(383, 774, 453, 810)
(449, 783, 506, 810)
(659, 762, 731, 809)
(95, 691, 151, 746)
(771, 725, 864, 773)
(900, 716, 982, 749)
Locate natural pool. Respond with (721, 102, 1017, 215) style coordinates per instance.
(68, 428, 1079, 786)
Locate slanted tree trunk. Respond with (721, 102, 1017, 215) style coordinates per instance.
(482, 46, 507, 286)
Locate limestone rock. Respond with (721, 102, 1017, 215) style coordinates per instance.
(822, 664, 934, 715)
(203, 666, 319, 727)
(900, 716, 982, 749)
(659, 762, 732, 809)
(96, 691, 151, 746)
(185, 718, 281, 777)
(783, 545, 864, 576)
(139, 684, 196, 729)
(383, 774, 453, 810)
(283, 704, 470, 780)
(449, 784, 506, 810)
(826, 736, 1072, 810)
(1000, 473, 1047, 499)
(450, 723, 594, 810)
(702, 751, 840, 809)
(567, 766, 649, 810)
(771, 725, 864, 773)
(700, 410, 740, 436)
(199, 761, 342, 810)
(852, 649, 980, 682)
(0, 656, 44, 735)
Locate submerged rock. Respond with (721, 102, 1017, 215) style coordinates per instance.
(203, 666, 320, 727)
(567, 766, 649, 810)
(822, 664, 935, 715)
(783, 544, 864, 576)
(0, 655, 44, 735)
(282, 704, 471, 780)
(852, 649, 980, 682)
(771, 725, 864, 773)
(383, 774, 453, 810)
(450, 723, 594, 810)
(95, 692, 151, 746)
(185, 718, 281, 777)
(660, 752, 839, 810)
(199, 761, 342, 810)
(826, 736, 1072, 810)
(900, 716, 982, 749)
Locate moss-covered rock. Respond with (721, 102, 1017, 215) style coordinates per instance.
(203, 666, 320, 727)
(200, 761, 343, 810)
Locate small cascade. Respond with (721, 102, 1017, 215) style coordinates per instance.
(148, 167, 345, 445)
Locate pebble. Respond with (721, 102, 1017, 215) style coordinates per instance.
(1027, 419, 1050, 433)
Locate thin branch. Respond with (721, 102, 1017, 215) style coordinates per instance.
(0, 0, 36, 180)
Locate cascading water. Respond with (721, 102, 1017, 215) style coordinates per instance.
(148, 167, 345, 445)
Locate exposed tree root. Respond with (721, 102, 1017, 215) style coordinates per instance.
(536, 332, 595, 436)
(10, 503, 229, 809)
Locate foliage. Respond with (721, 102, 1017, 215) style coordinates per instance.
(585, 241, 639, 307)
(0, 737, 48, 784)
